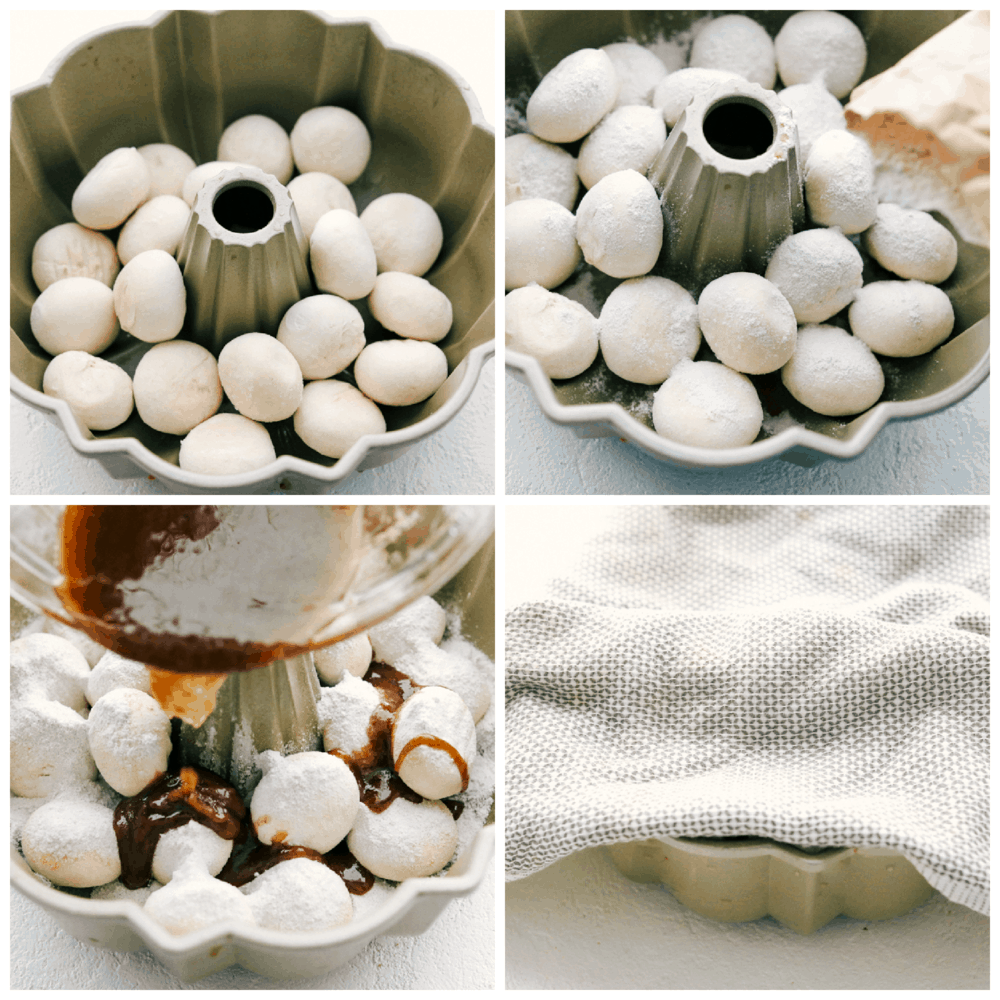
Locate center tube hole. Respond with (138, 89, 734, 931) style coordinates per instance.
(212, 183, 275, 234)
(703, 100, 775, 160)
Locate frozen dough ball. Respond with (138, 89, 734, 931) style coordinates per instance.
(505, 283, 597, 380)
(775, 10, 867, 99)
(526, 48, 620, 143)
(138, 143, 197, 199)
(777, 83, 846, 161)
(42, 351, 133, 431)
(113, 249, 186, 343)
(32, 222, 120, 291)
(577, 105, 667, 190)
(30, 277, 119, 356)
(861, 203, 959, 284)
(116, 195, 191, 263)
(601, 42, 669, 107)
(218, 332, 303, 422)
(652, 359, 763, 449)
(181, 161, 240, 207)
(576, 169, 663, 279)
(291, 105, 372, 184)
(217, 113, 293, 185)
(354, 339, 448, 406)
(321, 674, 384, 768)
(314, 633, 372, 685)
(369, 272, 452, 342)
(277, 294, 365, 380)
(40, 618, 107, 667)
(849, 280, 954, 357)
(394, 641, 492, 724)
(11, 698, 96, 797)
(243, 857, 352, 932)
(765, 227, 863, 324)
(132, 340, 222, 435)
(72, 147, 151, 230)
(598, 276, 699, 384)
(368, 596, 447, 664)
(10, 632, 91, 710)
(505, 198, 581, 291)
(151, 821, 233, 885)
(359, 193, 444, 277)
(698, 272, 797, 374)
(689, 14, 776, 89)
(145, 865, 255, 935)
(87, 649, 152, 706)
(781, 324, 885, 416)
(505, 133, 579, 210)
(653, 68, 744, 127)
(287, 172, 357, 242)
(293, 380, 387, 459)
(178, 413, 276, 476)
(310, 209, 378, 300)
(804, 130, 877, 234)
(88, 687, 172, 796)
(21, 799, 120, 888)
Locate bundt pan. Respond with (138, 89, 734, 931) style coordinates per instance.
(505, 10, 988, 469)
(10, 10, 494, 494)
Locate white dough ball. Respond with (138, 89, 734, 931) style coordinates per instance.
(861, 203, 959, 284)
(251, 751, 359, 853)
(42, 351, 134, 431)
(504, 284, 597, 380)
(765, 227, 864, 324)
(217, 113, 293, 185)
(804, 130, 877, 234)
(689, 14, 776, 89)
(354, 339, 448, 406)
(138, 143, 197, 199)
(132, 340, 222, 436)
(505, 133, 579, 210)
(277, 294, 365, 379)
(781, 323, 885, 416)
(505, 198, 580, 291)
(527, 48, 620, 143)
(11, 631, 91, 711)
(87, 649, 152, 706)
(652, 359, 763, 449)
(348, 796, 458, 880)
(598, 275, 700, 384)
(72, 147, 151, 230)
(151, 821, 233, 885)
(181, 161, 240, 207)
(179, 413, 277, 475)
(243, 857, 352, 932)
(394, 641, 492, 724)
(368, 597, 447, 664)
(218, 332, 304, 422)
(293, 379, 386, 458)
(321, 674, 383, 767)
(287, 172, 357, 242)
(698, 272, 797, 374)
(310, 209, 378, 300)
(11, 698, 96, 797)
(113, 249, 186, 343)
(601, 42, 668, 107)
(775, 10, 867, 99)
(359, 193, 444, 277)
(144, 865, 255, 935)
(21, 799, 120, 888)
(849, 280, 954, 357)
(314, 633, 372, 685)
(32, 222, 120, 291)
(576, 169, 663, 279)
(116, 195, 191, 263)
(777, 83, 846, 161)
(577, 106, 667, 190)
(291, 106, 372, 184)
(369, 272, 452, 342)
(88, 687, 172, 796)
(40, 618, 107, 667)
(653, 68, 744, 127)
(30, 277, 119, 356)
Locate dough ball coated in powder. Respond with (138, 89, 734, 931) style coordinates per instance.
(765, 227, 863, 324)
(652, 359, 763, 449)
(314, 633, 372, 685)
(653, 68, 744, 127)
(505, 198, 580, 291)
(179, 413, 277, 476)
(576, 169, 663, 279)
(601, 42, 669, 107)
(277, 294, 365, 380)
(243, 857, 352, 932)
(32, 222, 120, 291)
(359, 193, 444, 277)
(310, 209, 378, 300)
(505, 283, 597, 380)
(293, 380, 387, 459)
(804, 130, 877, 234)
(291, 106, 372, 184)
(775, 10, 867, 99)
(217, 113, 293, 184)
(689, 14, 776, 89)
(113, 249, 187, 343)
(287, 172, 357, 242)
(598, 276, 699, 384)
(777, 83, 846, 161)
(848, 280, 954, 357)
(218, 332, 303, 422)
(30, 277, 119, 356)
(21, 799, 120, 888)
(152, 821, 233, 884)
(181, 161, 240, 207)
(132, 340, 222, 435)
(10, 632, 91, 710)
(43, 351, 133, 431)
(368, 596, 447, 664)
(117, 195, 191, 263)
(781, 324, 885, 416)
(861, 203, 959, 284)
(698, 272, 797, 374)
(88, 687, 172, 796)
(87, 649, 153, 706)
(526, 48, 620, 143)
(144, 864, 255, 935)
(577, 105, 667, 190)
(138, 143, 197, 199)
(11, 699, 95, 798)
(505, 133, 579, 210)
(369, 272, 453, 342)
(72, 147, 151, 230)
(354, 339, 448, 406)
